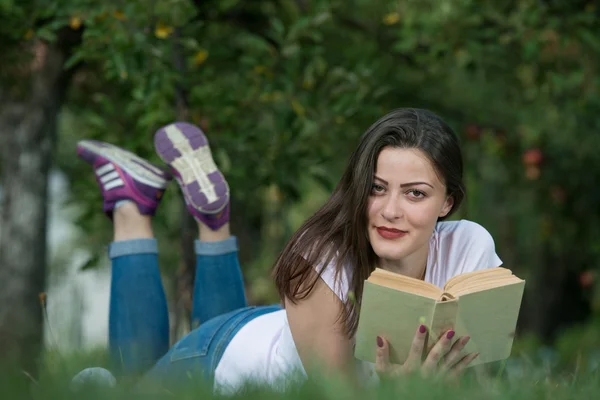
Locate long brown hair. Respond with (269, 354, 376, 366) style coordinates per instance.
(272, 108, 465, 336)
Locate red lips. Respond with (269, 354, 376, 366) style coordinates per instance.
(376, 226, 407, 239)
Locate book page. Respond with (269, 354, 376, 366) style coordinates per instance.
(451, 275, 523, 297)
(368, 268, 442, 300)
(355, 281, 437, 364)
(444, 267, 513, 292)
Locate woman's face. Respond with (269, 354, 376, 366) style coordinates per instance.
(367, 147, 453, 269)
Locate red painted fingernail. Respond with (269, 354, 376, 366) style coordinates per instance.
(446, 330, 455, 339)
(419, 324, 427, 334)
(377, 336, 384, 348)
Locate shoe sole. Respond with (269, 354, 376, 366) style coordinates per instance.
(77, 141, 169, 189)
(154, 122, 229, 214)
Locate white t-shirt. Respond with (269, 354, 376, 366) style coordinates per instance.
(213, 220, 502, 393)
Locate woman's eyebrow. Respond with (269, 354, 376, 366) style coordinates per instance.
(400, 182, 434, 189)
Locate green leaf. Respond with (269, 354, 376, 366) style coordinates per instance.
(578, 28, 600, 52)
(78, 253, 101, 272)
(64, 50, 85, 70)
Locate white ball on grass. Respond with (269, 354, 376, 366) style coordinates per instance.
(70, 367, 117, 391)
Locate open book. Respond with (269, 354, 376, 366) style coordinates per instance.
(354, 267, 525, 367)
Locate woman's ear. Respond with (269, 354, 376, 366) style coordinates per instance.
(439, 195, 454, 218)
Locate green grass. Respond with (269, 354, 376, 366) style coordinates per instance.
(2, 349, 599, 400)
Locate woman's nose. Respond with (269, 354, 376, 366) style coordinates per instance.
(381, 195, 402, 220)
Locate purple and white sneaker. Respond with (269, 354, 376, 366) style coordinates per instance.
(77, 140, 171, 217)
(154, 122, 230, 230)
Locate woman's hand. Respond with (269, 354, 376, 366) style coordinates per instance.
(374, 325, 479, 378)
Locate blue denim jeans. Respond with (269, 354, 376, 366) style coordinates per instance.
(108, 237, 281, 388)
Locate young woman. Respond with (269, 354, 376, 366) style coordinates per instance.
(75, 109, 501, 393)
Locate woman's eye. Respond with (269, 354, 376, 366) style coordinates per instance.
(371, 184, 385, 193)
(407, 189, 426, 198)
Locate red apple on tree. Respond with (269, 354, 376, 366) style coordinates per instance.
(465, 124, 481, 141)
(523, 148, 543, 166)
(579, 270, 595, 289)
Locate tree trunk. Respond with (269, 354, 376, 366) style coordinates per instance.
(171, 27, 195, 342)
(0, 30, 79, 375)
